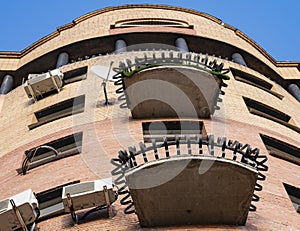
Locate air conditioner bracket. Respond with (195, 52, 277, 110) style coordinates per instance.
(103, 185, 114, 218)
(10, 199, 36, 231)
(66, 193, 78, 225)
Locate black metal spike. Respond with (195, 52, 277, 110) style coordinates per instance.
(151, 139, 159, 160)
(119, 102, 128, 109)
(186, 135, 192, 155)
(197, 134, 203, 154)
(208, 135, 215, 155)
(139, 142, 148, 163)
(252, 194, 260, 202)
(128, 146, 137, 166)
(163, 137, 169, 157)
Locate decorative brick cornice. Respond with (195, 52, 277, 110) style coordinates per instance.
(0, 4, 299, 68)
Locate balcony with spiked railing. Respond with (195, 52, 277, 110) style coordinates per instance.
(111, 132, 268, 227)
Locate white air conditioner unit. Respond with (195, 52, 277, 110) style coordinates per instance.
(24, 69, 63, 101)
(62, 178, 116, 224)
(0, 189, 39, 231)
(62, 178, 115, 213)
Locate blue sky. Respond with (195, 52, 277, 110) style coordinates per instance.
(0, 0, 299, 61)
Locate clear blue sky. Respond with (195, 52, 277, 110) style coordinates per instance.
(0, 0, 299, 61)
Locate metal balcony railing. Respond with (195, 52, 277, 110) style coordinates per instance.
(111, 134, 268, 215)
(112, 51, 230, 111)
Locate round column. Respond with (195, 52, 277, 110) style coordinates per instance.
(0, 74, 14, 94)
(115, 39, 127, 54)
(288, 83, 300, 102)
(175, 37, 189, 52)
(56, 52, 69, 68)
(232, 53, 247, 67)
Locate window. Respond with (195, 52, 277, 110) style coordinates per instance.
(231, 68, 283, 99)
(244, 97, 290, 122)
(112, 18, 193, 29)
(63, 66, 87, 84)
(35, 181, 80, 221)
(28, 95, 85, 130)
(260, 134, 300, 165)
(17, 132, 83, 174)
(283, 183, 300, 213)
(142, 120, 206, 142)
(243, 97, 300, 133)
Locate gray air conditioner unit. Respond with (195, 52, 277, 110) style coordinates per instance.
(0, 189, 39, 231)
(24, 69, 63, 101)
(62, 178, 116, 224)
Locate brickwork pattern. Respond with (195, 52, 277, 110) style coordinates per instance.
(0, 118, 300, 230)
(0, 51, 299, 229)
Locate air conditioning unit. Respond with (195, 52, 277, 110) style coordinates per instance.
(62, 178, 116, 223)
(24, 69, 63, 101)
(0, 189, 39, 231)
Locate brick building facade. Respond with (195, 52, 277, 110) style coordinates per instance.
(0, 5, 299, 231)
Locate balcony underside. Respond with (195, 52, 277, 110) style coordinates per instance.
(125, 155, 258, 227)
(123, 66, 221, 119)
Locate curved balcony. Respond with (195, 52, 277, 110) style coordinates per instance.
(113, 51, 229, 119)
(111, 134, 268, 227)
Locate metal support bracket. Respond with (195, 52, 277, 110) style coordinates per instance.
(103, 185, 114, 218)
(27, 83, 37, 102)
(49, 72, 60, 93)
(10, 199, 29, 231)
(66, 193, 78, 225)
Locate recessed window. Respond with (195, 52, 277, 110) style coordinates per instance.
(232, 68, 272, 89)
(63, 66, 87, 84)
(244, 97, 290, 122)
(28, 95, 85, 130)
(231, 68, 283, 99)
(260, 134, 300, 165)
(112, 18, 192, 29)
(35, 181, 80, 221)
(283, 183, 300, 213)
(142, 121, 206, 142)
(17, 132, 83, 174)
(243, 97, 300, 133)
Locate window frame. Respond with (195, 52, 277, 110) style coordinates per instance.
(28, 95, 85, 130)
(112, 18, 193, 29)
(35, 180, 80, 221)
(260, 134, 300, 166)
(63, 66, 87, 84)
(243, 97, 300, 133)
(142, 120, 207, 142)
(283, 183, 300, 213)
(231, 68, 283, 99)
(17, 132, 83, 174)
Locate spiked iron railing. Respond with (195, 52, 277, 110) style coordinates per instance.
(112, 51, 230, 111)
(111, 134, 268, 214)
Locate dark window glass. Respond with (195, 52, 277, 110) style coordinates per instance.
(231, 68, 283, 99)
(142, 120, 206, 142)
(283, 183, 300, 213)
(17, 132, 83, 174)
(231, 68, 272, 89)
(28, 95, 85, 130)
(244, 97, 300, 133)
(260, 134, 300, 165)
(63, 66, 87, 84)
(244, 97, 290, 122)
(36, 181, 80, 221)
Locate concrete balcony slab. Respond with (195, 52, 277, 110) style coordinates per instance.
(125, 155, 258, 227)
